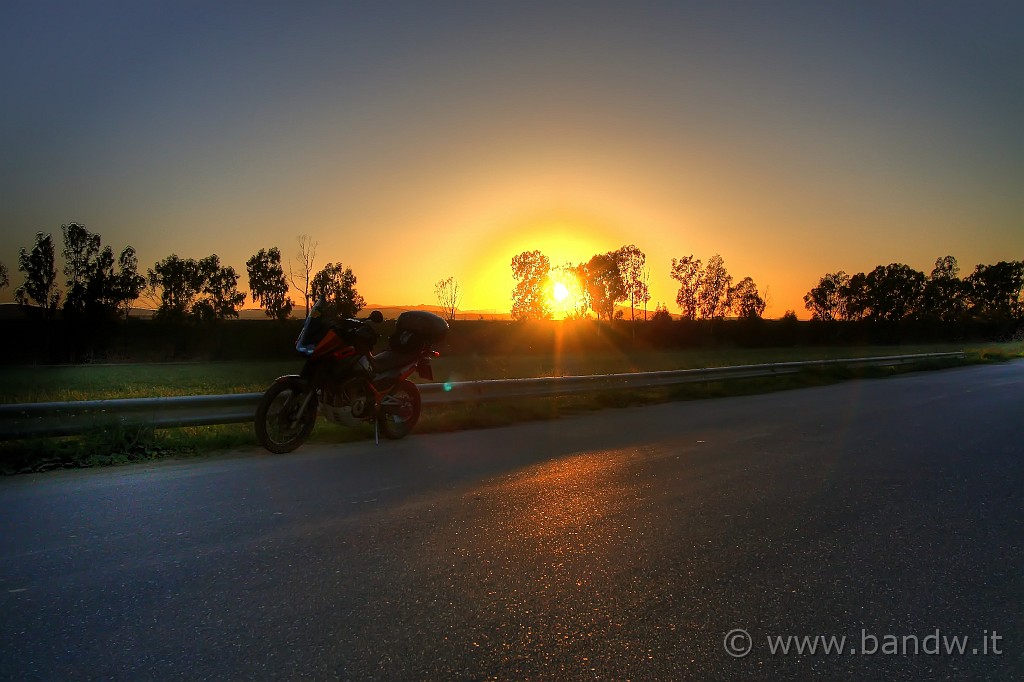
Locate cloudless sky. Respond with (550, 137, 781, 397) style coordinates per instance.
(2, 1, 1021, 316)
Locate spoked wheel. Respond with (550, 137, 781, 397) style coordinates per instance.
(255, 379, 318, 453)
(376, 379, 421, 440)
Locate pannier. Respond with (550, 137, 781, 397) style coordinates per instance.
(390, 311, 448, 353)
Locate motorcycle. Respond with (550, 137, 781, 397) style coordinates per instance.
(254, 298, 448, 453)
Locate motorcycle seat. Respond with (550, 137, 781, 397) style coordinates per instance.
(370, 350, 418, 372)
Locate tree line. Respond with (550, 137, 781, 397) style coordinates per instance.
(509, 246, 767, 322)
(6, 225, 1021, 328)
(6, 226, 366, 323)
(804, 257, 1024, 323)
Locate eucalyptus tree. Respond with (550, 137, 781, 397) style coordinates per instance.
(584, 252, 625, 321)
(670, 255, 702, 319)
(510, 250, 552, 321)
(247, 247, 293, 320)
(15, 232, 61, 316)
(616, 244, 647, 322)
(697, 254, 733, 319)
(804, 271, 850, 321)
(310, 262, 365, 319)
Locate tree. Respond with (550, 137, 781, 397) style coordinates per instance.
(862, 263, 926, 321)
(804, 271, 850, 321)
(15, 232, 61, 315)
(83, 246, 118, 317)
(61, 222, 103, 316)
(0, 262, 8, 291)
(964, 260, 1024, 321)
(584, 252, 624, 321)
(435, 276, 462, 321)
(697, 253, 732, 319)
(194, 255, 246, 320)
(111, 246, 146, 318)
(651, 302, 672, 323)
(842, 272, 871, 321)
(247, 247, 293, 320)
(921, 256, 966, 322)
(59, 223, 145, 320)
(730, 276, 767, 319)
(545, 262, 588, 320)
(670, 255, 702, 319)
(310, 262, 365, 319)
(147, 255, 204, 320)
(616, 244, 647, 321)
(289, 234, 318, 315)
(510, 250, 552, 321)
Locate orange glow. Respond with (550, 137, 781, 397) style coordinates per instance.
(546, 264, 589, 319)
(461, 212, 620, 315)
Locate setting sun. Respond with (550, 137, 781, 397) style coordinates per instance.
(544, 264, 589, 320)
(552, 282, 569, 302)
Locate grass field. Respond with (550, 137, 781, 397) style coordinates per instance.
(2, 342, 1021, 474)
(3, 342, 1017, 404)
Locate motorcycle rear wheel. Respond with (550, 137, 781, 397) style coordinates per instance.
(377, 379, 421, 440)
(255, 379, 318, 453)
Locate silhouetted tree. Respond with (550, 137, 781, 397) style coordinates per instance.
(616, 244, 647, 321)
(670, 255, 702, 319)
(0, 262, 8, 291)
(730, 276, 766, 319)
(651, 302, 672, 323)
(147, 255, 204, 320)
(585, 252, 624, 321)
(59, 223, 141, 320)
(841, 272, 871, 321)
(964, 260, 1024, 321)
(111, 246, 146, 318)
(921, 256, 966, 322)
(697, 254, 732, 319)
(289, 234, 318, 316)
(83, 246, 118, 316)
(247, 247, 293, 320)
(862, 263, 926, 321)
(194, 255, 246, 320)
(435, 276, 462, 321)
(15, 232, 61, 316)
(61, 223, 103, 316)
(510, 250, 552, 321)
(311, 262, 365, 319)
(804, 271, 850, 321)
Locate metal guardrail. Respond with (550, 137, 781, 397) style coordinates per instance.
(0, 352, 964, 440)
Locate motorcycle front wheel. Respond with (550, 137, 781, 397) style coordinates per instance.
(377, 379, 421, 440)
(255, 379, 318, 453)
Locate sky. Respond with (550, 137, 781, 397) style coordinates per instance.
(2, 1, 1021, 317)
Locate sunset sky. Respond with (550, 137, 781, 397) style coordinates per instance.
(2, 1, 1021, 317)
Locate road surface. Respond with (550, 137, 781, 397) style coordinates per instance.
(1, 361, 1022, 680)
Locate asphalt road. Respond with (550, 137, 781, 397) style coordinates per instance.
(1, 361, 1022, 680)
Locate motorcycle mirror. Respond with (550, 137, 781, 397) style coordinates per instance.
(368, 310, 384, 324)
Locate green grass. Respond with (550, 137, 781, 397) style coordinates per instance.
(1, 342, 1021, 474)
